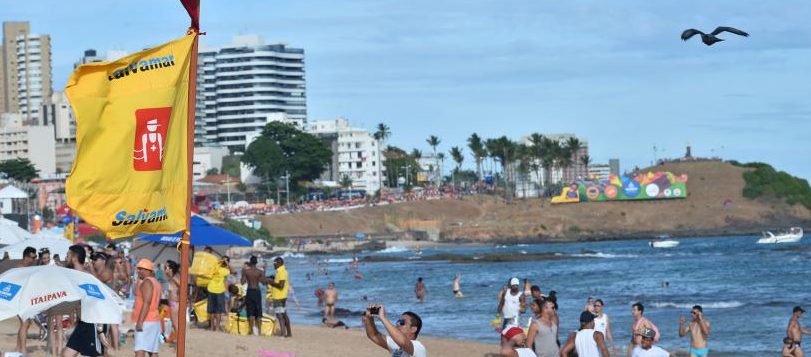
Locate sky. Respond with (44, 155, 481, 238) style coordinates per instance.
(3, 0, 810, 179)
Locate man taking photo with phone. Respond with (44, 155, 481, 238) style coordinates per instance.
(363, 304, 426, 357)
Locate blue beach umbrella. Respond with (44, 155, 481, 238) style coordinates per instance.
(138, 216, 251, 247)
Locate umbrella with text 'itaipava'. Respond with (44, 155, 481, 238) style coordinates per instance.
(138, 216, 251, 247)
(0, 265, 123, 323)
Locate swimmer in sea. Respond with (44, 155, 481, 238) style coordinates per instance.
(453, 274, 463, 297)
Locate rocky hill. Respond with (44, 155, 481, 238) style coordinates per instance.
(260, 160, 811, 242)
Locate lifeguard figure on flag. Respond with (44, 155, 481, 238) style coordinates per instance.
(64, 1, 201, 356)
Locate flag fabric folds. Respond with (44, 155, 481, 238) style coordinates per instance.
(65, 34, 195, 239)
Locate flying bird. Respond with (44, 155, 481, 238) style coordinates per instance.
(681, 26, 749, 46)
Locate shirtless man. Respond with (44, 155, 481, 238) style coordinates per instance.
(679, 305, 711, 357)
(452, 273, 463, 297)
(415, 277, 426, 303)
(629, 303, 659, 357)
(788, 306, 811, 357)
(324, 282, 338, 319)
(241, 256, 266, 335)
(15, 247, 36, 354)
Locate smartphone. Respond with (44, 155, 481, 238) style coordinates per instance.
(368, 306, 380, 315)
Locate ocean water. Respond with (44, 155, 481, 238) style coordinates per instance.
(274, 235, 811, 356)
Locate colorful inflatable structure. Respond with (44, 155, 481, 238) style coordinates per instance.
(551, 171, 688, 204)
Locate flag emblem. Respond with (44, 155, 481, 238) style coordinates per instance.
(133, 107, 172, 171)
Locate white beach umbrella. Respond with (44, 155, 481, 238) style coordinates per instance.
(0, 265, 123, 323)
(0, 236, 71, 259)
(0, 225, 27, 246)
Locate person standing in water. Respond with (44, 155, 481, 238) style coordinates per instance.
(452, 274, 463, 297)
(415, 277, 426, 303)
(787, 306, 810, 357)
(679, 305, 711, 357)
(324, 282, 338, 319)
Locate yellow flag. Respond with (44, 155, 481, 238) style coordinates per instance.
(65, 34, 195, 239)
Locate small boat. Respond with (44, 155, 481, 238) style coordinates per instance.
(650, 240, 680, 248)
(757, 227, 803, 244)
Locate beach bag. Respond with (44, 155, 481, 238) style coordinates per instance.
(226, 313, 250, 336)
(261, 315, 278, 336)
(191, 252, 218, 279)
(193, 300, 208, 323)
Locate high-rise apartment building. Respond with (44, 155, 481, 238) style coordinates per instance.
(0, 22, 52, 124)
(74, 49, 103, 68)
(41, 92, 76, 173)
(196, 35, 306, 152)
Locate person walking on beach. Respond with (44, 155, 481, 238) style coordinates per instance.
(132, 258, 162, 357)
(267, 257, 292, 337)
(501, 326, 537, 357)
(559, 311, 611, 357)
(241, 255, 265, 335)
(163, 260, 181, 343)
(362, 304, 426, 357)
(594, 299, 616, 352)
(15, 246, 37, 354)
(415, 277, 426, 303)
(62, 245, 107, 357)
(788, 306, 810, 356)
(527, 300, 559, 357)
(498, 278, 526, 329)
(632, 328, 669, 357)
(629, 303, 659, 356)
(452, 273, 463, 297)
(679, 305, 711, 357)
(324, 282, 338, 319)
(207, 256, 230, 331)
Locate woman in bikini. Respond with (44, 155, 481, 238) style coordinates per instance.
(164, 260, 181, 343)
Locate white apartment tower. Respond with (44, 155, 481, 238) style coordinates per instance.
(1, 22, 52, 125)
(197, 35, 306, 152)
(306, 118, 384, 194)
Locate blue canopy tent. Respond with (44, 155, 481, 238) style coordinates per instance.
(139, 216, 252, 247)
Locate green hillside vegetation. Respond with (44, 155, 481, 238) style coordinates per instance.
(734, 161, 811, 210)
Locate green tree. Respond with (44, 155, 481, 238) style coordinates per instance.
(449, 147, 463, 188)
(242, 122, 332, 191)
(580, 154, 592, 177)
(467, 133, 485, 181)
(410, 149, 422, 159)
(339, 175, 353, 189)
(0, 158, 39, 182)
(206, 167, 219, 176)
(384, 146, 420, 189)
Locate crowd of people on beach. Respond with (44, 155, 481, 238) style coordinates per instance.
(9, 243, 300, 357)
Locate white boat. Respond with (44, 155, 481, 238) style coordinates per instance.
(757, 227, 803, 244)
(650, 239, 680, 248)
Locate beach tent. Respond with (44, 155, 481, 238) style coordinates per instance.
(0, 265, 123, 323)
(139, 216, 251, 247)
(0, 236, 72, 260)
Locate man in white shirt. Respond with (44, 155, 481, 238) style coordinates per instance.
(363, 304, 427, 357)
(633, 328, 670, 357)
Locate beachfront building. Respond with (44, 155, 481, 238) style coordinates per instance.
(0, 124, 56, 176)
(74, 48, 103, 68)
(1, 22, 53, 125)
(416, 155, 442, 186)
(589, 159, 620, 180)
(41, 91, 76, 173)
(192, 146, 229, 181)
(196, 35, 307, 152)
(306, 118, 384, 194)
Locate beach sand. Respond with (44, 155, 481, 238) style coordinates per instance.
(0, 320, 497, 357)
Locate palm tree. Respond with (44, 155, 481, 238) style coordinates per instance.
(373, 123, 392, 193)
(565, 137, 583, 181)
(340, 174, 353, 189)
(528, 133, 545, 195)
(467, 133, 485, 181)
(580, 154, 591, 178)
(426, 135, 441, 186)
(540, 137, 560, 191)
(450, 146, 464, 188)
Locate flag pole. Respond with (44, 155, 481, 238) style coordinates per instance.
(177, 23, 199, 357)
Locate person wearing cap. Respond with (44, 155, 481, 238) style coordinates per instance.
(132, 258, 161, 357)
(207, 256, 231, 332)
(788, 306, 810, 355)
(559, 311, 610, 357)
(501, 326, 537, 357)
(632, 328, 669, 357)
(498, 277, 527, 329)
(679, 305, 710, 357)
